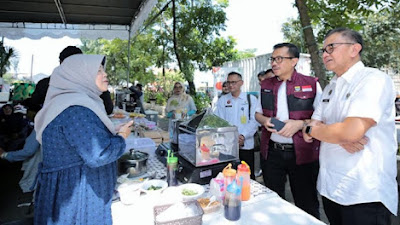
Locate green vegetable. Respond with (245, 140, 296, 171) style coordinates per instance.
(198, 114, 231, 128)
(170, 100, 179, 107)
(182, 188, 198, 196)
(147, 185, 162, 191)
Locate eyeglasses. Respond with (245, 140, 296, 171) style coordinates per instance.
(269, 56, 295, 64)
(319, 43, 355, 55)
(226, 80, 242, 85)
(174, 86, 183, 89)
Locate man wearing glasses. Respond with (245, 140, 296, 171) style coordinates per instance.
(214, 72, 261, 180)
(255, 43, 322, 219)
(303, 28, 398, 225)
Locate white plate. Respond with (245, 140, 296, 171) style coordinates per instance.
(179, 183, 205, 201)
(141, 179, 168, 194)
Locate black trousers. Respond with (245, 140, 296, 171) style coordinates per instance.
(322, 197, 392, 225)
(261, 147, 320, 219)
(239, 149, 255, 180)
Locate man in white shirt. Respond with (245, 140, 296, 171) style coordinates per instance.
(255, 43, 322, 219)
(214, 72, 261, 179)
(304, 28, 398, 225)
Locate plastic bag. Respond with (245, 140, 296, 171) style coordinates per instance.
(209, 172, 225, 201)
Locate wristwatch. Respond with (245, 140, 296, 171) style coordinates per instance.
(305, 125, 312, 136)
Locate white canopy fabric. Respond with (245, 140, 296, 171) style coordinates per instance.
(0, 0, 158, 40)
(0, 23, 130, 40)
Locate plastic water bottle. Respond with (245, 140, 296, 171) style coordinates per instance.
(166, 150, 178, 186)
(222, 163, 236, 194)
(224, 178, 242, 221)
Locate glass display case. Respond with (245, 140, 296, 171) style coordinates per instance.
(178, 113, 239, 167)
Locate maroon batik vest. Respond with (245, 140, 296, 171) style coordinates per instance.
(260, 70, 320, 165)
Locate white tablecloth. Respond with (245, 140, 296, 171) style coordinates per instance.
(112, 184, 325, 225)
(113, 137, 326, 225)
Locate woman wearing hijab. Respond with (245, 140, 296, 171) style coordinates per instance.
(220, 81, 230, 97)
(0, 104, 28, 151)
(34, 54, 132, 225)
(165, 82, 196, 119)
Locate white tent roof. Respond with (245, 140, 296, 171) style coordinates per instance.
(0, 0, 158, 40)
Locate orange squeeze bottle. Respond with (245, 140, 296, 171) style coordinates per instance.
(237, 161, 251, 201)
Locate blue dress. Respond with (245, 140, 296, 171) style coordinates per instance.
(34, 106, 126, 225)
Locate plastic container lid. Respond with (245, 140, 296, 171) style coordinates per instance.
(223, 163, 236, 177)
(200, 144, 210, 152)
(167, 156, 178, 164)
(167, 150, 178, 164)
(237, 161, 251, 174)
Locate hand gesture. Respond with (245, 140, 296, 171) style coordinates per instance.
(118, 120, 134, 139)
(340, 136, 369, 154)
(238, 134, 245, 147)
(278, 119, 303, 138)
(264, 117, 277, 133)
(302, 120, 323, 143)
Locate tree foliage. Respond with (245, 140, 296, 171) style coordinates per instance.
(81, 34, 162, 87)
(282, 19, 308, 54)
(155, 0, 236, 94)
(290, 0, 398, 87)
(361, 3, 400, 70)
(81, 0, 254, 95)
(0, 41, 17, 78)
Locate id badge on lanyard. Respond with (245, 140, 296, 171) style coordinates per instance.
(240, 107, 247, 124)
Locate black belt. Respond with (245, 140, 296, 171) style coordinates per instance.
(269, 140, 294, 151)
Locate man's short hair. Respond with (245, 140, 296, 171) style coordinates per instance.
(273, 43, 300, 58)
(227, 71, 242, 80)
(257, 69, 273, 78)
(59, 46, 83, 62)
(324, 28, 363, 54)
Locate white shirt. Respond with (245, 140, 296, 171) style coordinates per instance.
(312, 61, 398, 214)
(214, 92, 262, 150)
(271, 81, 322, 144)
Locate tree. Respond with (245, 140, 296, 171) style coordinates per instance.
(295, 0, 326, 87)
(361, 3, 400, 70)
(0, 41, 16, 78)
(154, 0, 236, 94)
(81, 0, 249, 96)
(292, 0, 397, 87)
(81, 35, 163, 86)
(282, 19, 307, 54)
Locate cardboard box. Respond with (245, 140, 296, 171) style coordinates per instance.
(139, 129, 170, 145)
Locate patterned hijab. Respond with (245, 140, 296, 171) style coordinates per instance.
(35, 54, 115, 144)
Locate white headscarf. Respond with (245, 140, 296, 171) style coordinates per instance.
(166, 81, 192, 112)
(34, 54, 115, 144)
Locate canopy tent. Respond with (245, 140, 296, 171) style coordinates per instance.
(0, 0, 159, 86)
(0, 0, 158, 40)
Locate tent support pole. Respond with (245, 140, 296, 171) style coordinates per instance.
(127, 28, 131, 88)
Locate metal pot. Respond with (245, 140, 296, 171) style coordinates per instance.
(118, 149, 149, 177)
